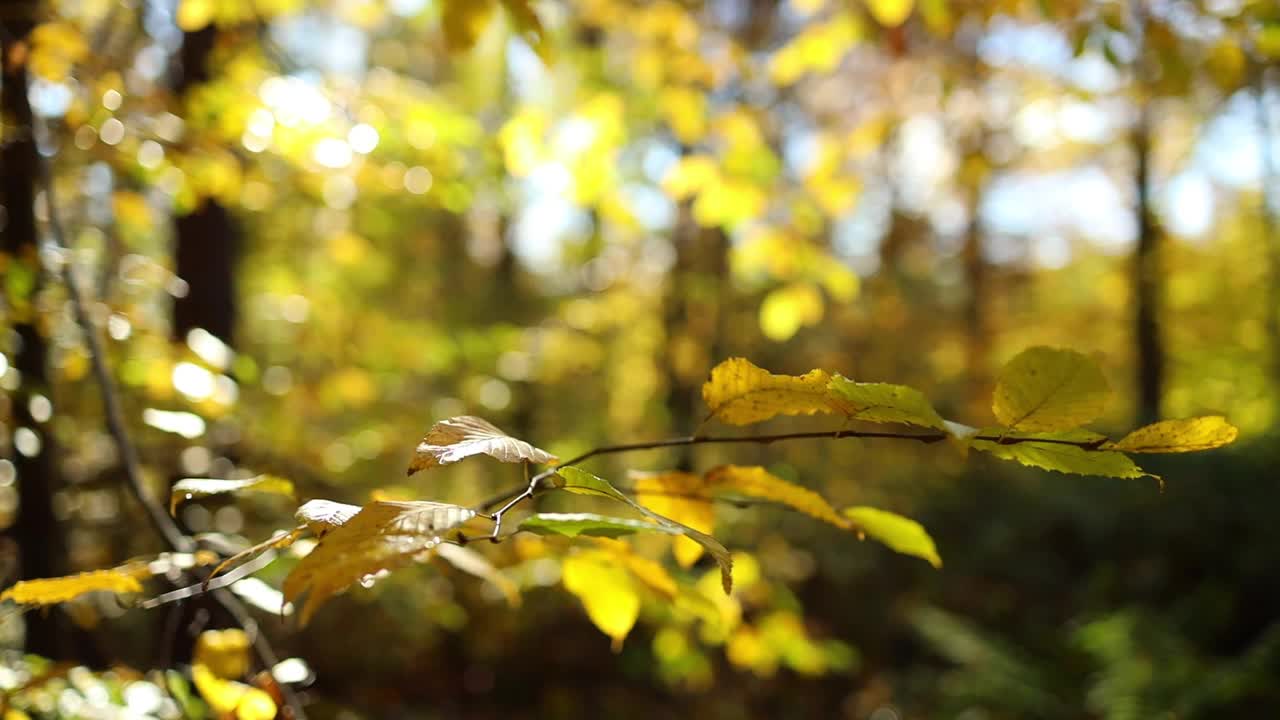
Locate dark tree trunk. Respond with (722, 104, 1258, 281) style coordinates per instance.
(171, 25, 238, 345)
(2, 11, 71, 658)
(1133, 102, 1164, 425)
(1256, 63, 1280, 394)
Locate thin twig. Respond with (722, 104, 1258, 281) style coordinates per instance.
(42, 159, 309, 720)
(477, 427, 1111, 529)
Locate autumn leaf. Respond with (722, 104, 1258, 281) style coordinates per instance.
(561, 550, 640, 652)
(1, 564, 147, 606)
(557, 466, 734, 593)
(442, 0, 497, 53)
(843, 506, 940, 567)
(827, 376, 947, 430)
(705, 465, 851, 530)
(192, 664, 277, 720)
(992, 347, 1111, 432)
(864, 0, 913, 27)
(408, 415, 557, 475)
(170, 475, 295, 515)
(631, 470, 715, 567)
(1105, 416, 1239, 453)
(702, 357, 836, 426)
(283, 500, 479, 625)
(972, 439, 1152, 480)
(194, 629, 252, 680)
(294, 499, 362, 535)
(501, 0, 554, 64)
(519, 512, 680, 538)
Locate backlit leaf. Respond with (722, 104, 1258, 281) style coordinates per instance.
(501, 0, 553, 63)
(701, 357, 835, 426)
(170, 475, 295, 515)
(865, 0, 913, 27)
(992, 347, 1111, 432)
(294, 499, 361, 536)
(759, 283, 824, 342)
(557, 466, 734, 593)
(407, 415, 557, 475)
(828, 376, 947, 430)
(0, 564, 146, 606)
(1105, 416, 1239, 453)
(705, 465, 850, 530)
(519, 512, 679, 538)
(561, 551, 640, 651)
(972, 440, 1151, 480)
(843, 506, 941, 567)
(192, 664, 277, 720)
(631, 470, 714, 567)
(194, 629, 251, 680)
(442, 0, 496, 53)
(283, 500, 478, 624)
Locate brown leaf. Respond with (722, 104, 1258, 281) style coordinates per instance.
(407, 415, 557, 475)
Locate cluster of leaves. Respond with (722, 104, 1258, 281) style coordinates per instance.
(0, 347, 1237, 658)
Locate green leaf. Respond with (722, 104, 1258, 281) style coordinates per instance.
(843, 507, 940, 567)
(827, 376, 946, 430)
(1105, 416, 1239, 453)
(556, 466, 734, 593)
(519, 512, 680, 538)
(170, 475, 295, 515)
(701, 357, 835, 426)
(972, 440, 1151, 479)
(992, 347, 1111, 431)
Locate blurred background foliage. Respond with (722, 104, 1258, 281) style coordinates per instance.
(1, 0, 1278, 717)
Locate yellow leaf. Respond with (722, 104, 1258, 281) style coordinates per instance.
(1, 564, 145, 606)
(501, 0, 554, 64)
(28, 22, 89, 82)
(194, 629, 251, 679)
(659, 86, 708, 144)
(176, 0, 215, 30)
(661, 154, 720, 199)
(592, 537, 679, 600)
(706, 465, 850, 530)
(972, 439, 1151, 480)
(843, 506, 940, 567)
(992, 347, 1111, 432)
(283, 500, 479, 625)
(701, 357, 835, 426)
(562, 550, 640, 651)
(192, 664, 277, 720)
(864, 0, 913, 27)
(407, 415, 557, 475)
(828, 376, 947, 430)
(170, 474, 295, 515)
(1105, 416, 1239, 453)
(632, 471, 714, 567)
(759, 283, 824, 342)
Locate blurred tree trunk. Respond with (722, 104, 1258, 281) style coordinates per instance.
(962, 171, 990, 415)
(1132, 93, 1163, 425)
(1, 11, 71, 658)
(1256, 62, 1280, 393)
(170, 25, 238, 345)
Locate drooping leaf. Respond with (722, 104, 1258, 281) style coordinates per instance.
(294, 499, 362, 536)
(827, 376, 947, 430)
(194, 629, 252, 680)
(592, 537, 679, 600)
(972, 439, 1151, 480)
(992, 347, 1110, 432)
(519, 512, 679, 538)
(1105, 416, 1239, 453)
(705, 465, 851, 530)
(1, 564, 146, 606)
(434, 544, 521, 607)
(192, 664, 277, 720)
(843, 506, 941, 567)
(561, 550, 640, 651)
(631, 470, 715, 567)
(283, 500, 478, 625)
(407, 415, 557, 475)
(557, 466, 734, 593)
(170, 475, 295, 515)
(865, 0, 914, 27)
(701, 357, 835, 426)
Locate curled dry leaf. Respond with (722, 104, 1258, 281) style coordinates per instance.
(294, 499, 362, 536)
(407, 415, 557, 475)
(170, 474, 295, 515)
(283, 500, 479, 625)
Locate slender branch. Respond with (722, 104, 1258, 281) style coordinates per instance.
(43, 159, 309, 720)
(477, 427, 1110, 526)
